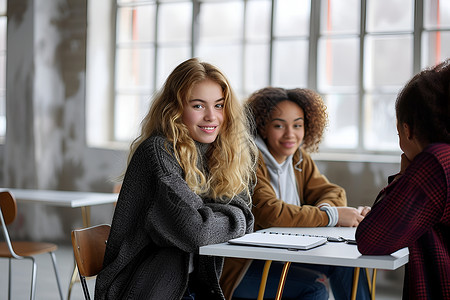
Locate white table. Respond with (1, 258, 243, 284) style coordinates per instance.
(1, 188, 118, 299)
(200, 227, 409, 300)
(6, 188, 118, 207)
(2, 188, 118, 227)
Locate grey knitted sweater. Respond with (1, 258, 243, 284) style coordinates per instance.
(94, 135, 254, 300)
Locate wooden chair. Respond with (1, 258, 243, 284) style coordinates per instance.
(71, 224, 111, 300)
(0, 190, 63, 300)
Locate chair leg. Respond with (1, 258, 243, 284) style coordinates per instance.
(79, 272, 92, 300)
(29, 257, 37, 300)
(8, 258, 12, 300)
(49, 252, 64, 300)
(68, 264, 78, 300)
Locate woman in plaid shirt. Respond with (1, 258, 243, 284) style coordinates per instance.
(356, 60, 450, 299)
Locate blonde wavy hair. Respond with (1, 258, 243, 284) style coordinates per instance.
(127, 58, 257, 203)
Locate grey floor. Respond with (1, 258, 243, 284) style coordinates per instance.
(0, 243, 404, 300)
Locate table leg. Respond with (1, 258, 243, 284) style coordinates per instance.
(81, 206, 91, 227)
(365, 268, 372, 292)
(362, 268, 378, 300)
(371, 269, 377, 300)
(257, 260, 272, 300)
(351, 267, 360, 300)
(275, 261, 291, 300)
(68, 206, 92, 300)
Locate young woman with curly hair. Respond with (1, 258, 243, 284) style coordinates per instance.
(95, 58, 258, 300)
(220, 87, 371, 300)
(356, 60, 450, 299)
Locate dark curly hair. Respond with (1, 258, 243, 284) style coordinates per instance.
(246, 87, 328, 153)
(395, 59, 450, 144)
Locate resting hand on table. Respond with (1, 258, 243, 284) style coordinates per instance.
(336, 206, 370, 227)
(357, 206, 371, 216)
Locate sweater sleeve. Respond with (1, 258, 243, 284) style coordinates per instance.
(356, 151, 447, 255)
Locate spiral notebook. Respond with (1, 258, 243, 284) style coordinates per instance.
(228, 231, 327, 250)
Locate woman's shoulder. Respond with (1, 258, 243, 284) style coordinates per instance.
(426, 143, 450, 154)
(134, 135, 179, 170)
(423, 143, 450, 167)
(138, 135, 174, 154)
(141, 134, 168, 146)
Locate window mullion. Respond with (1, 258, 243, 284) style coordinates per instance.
(308, 0, 320, 89)
(358, 0, 367, 152)
(269, 0, 275, 85)
(192, 0, 200, 57)
(154, 2, 160, 94)
(111, 2, 119, 143)
(413, 0, 424, 73)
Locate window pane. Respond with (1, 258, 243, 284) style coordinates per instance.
(0, 17, 5, 51)
(246, 0, 271, 42)
(424, 0, 450, 29)
(0, 17, 5, 92)
(366, 0, 413, 32)
(274, 0, 310, 37)
(422, 31, 450, 67)
(320, 0, 360, 34)
(156, 46, 191, 89)
(272, 40, 308, 88)
(318, 37, 359, 92)
(119, 0, 151, 3)
(322, 94, 359, 149)
(245, 44, 270, 94)
(0, 93, 4, 139)
(114, 94, 151, 142)
(117, 6, 155, 43)
(364, 35, 413, 90)
(197, 44, 243, 92)
(158, 2, 192, 43)
(0, 51, 5, 91)
(0, 0, 5, 14)
(0, 15, 5, 140)
(199, 2, 244, 43)
(364, 94, 398, 151)
(116, 47, 154, 91)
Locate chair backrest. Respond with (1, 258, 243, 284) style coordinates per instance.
(0, 191, 17, 225)
(71, 224, 111, 277)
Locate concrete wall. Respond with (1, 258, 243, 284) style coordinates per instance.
(1, 0, 126, 242)
(0, 0, 400, 243)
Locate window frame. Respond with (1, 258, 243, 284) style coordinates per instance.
(85, 0, 449, 162)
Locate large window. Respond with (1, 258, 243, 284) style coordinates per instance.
(0, 0, 7, 143)
(87, 0, 450, 158)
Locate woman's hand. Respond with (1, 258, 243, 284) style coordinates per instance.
(357, 206, 371, 217)
(393, 153, 411, 182)
(336, 207, 365, 227)
(400, 153, 411, 174)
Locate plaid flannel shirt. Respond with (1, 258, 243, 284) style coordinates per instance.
(356, 143, 450, 300)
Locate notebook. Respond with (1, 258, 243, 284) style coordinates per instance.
(228, 231, 327, 250)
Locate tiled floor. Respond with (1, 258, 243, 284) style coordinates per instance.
(0, 243, 404, 300)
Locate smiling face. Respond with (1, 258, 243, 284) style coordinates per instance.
(182, 79, 225, 144)
(263, 100, 305, 163)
